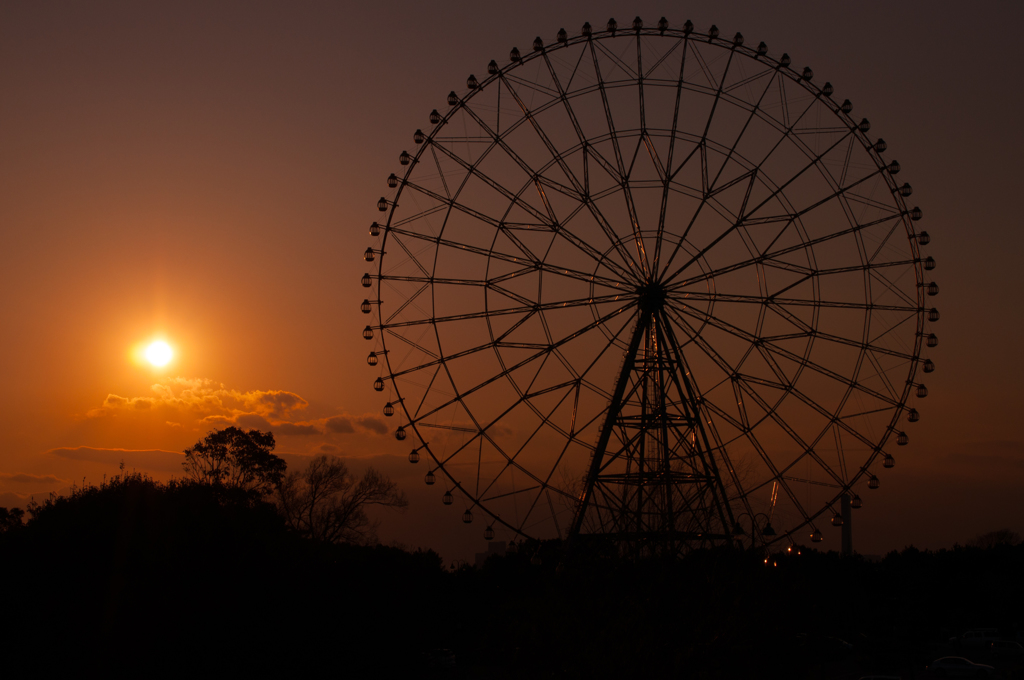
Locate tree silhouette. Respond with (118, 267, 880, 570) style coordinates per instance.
(0, 506, 24, 532)
(968, 528, 1022, 548)
(182, 426, 286, 499)
(277, 455, 407, 544)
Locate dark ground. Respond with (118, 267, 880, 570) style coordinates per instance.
(1, 476, 1021, 678)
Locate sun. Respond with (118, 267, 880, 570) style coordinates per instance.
(145, 340, 173, 367)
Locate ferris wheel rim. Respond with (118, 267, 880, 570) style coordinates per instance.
(366, 20, 932, 547)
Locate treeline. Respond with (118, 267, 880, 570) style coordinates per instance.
(1, 428, 1022, 676)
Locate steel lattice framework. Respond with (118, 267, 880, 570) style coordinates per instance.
(360, 18, 938, 556)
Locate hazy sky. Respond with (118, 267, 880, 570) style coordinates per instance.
(1, 0, 1021, 562)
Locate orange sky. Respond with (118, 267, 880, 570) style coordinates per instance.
(1, 1, 1022, 562)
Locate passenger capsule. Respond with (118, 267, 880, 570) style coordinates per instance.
(607, 18, 617, 33)
(756, 41, 767, 55)
(923, 359, 935, 373)
(377, 197, 388, 211)
(373, 378, 384, 392)
(425, 470, 435, 485)
(658, 17, 668, 33)
(831, 513, 843, 527)
(868, 475, 880, 489)
(822, 82, 834, 96)
(708, 25, 719, 40)
(443, 491, 453, 505)
(874, 139, 887, 153)
(582, 22, 592, 37)
(900, 183, 913, 197)
(916, 384, 928, 398)
(462, 509, 473, 524)
(926, 333, 938, 348)
(413, 129, 425, 144)
(362, 326, 374, 340)
(928, 308, 940, 322)
(733, 32, 744, 46)
(383, 402, 395, 417)
(907, 408, 920, 423)
(841, 99, 853, 114)
(369, 221, 381, 237)
(858, 118, 870, 132)
(888, 160, 900, 175)
(557, 28, 567, 44)
(429, 109, 442, 124)
(484, 525, 495, 540)
(927, 282, 939, 296)
(683, 20, 694, 35)
(360, 299, 371, 314)
(802, 66, 813, 81)
(851, 494, 863, 509)
(399, 150, 411, 165)
(918, 231, 931, 245)
(810, 529, 823, 543)
(467, 74, 479, 89)
(361, 273, 372, 288)
(367, 351, 378, 366)
(533, 36, 543, 51)
(897, 431, 908, 446)
(883, 454, 895, 469)
(387, 173, 398, 188)
(395, 426, 406, 441)
(364, 248, 375, 262)
(510, 46, 521, 62)
(408, 449, 419, 463)
(447, 91, 459, 106)
(633, 17, 642, 31)
(911, 206, 923, 221)
(780, 53, 791, 67)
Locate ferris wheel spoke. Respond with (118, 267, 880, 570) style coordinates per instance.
(428, 139, 576, 219)
(729, 377, 849, 490)
(666, 212, 908, 290)
(401, 180, 503, 230)
(380, 293, 628, 331)
(664, 302, 901, 410)
(662, 131, 861, 285)
(708, 70, 778, 191)
(587, 40, 648, 267)
(381, 281, 430, 326)
(480, 76, 646, 279)
(389, 310, 546, 381)
(406, 303, 636, 428)
(651, 37, 698, 271)
(470, 383, 584, 502)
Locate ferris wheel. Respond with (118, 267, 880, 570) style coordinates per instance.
(360, 17, 937, 555)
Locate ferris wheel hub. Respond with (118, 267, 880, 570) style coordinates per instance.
(636, 281, 668, 313)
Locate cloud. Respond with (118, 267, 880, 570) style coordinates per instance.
(356, 416, 388, 435)
(316, 443, 341, 454)
(88, 379, 309, 420)
(325, 414, 387, 435)
(325, 416, 355, 434)
(45, 446, 185, 474)
(0, 491, 36, 508)
(274, 422, 321, 436)
(0, 473, 65, 485)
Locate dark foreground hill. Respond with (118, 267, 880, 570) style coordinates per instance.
(2, 474, 1022, 678)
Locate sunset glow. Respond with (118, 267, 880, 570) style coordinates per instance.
(145, 341, 173, 367)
